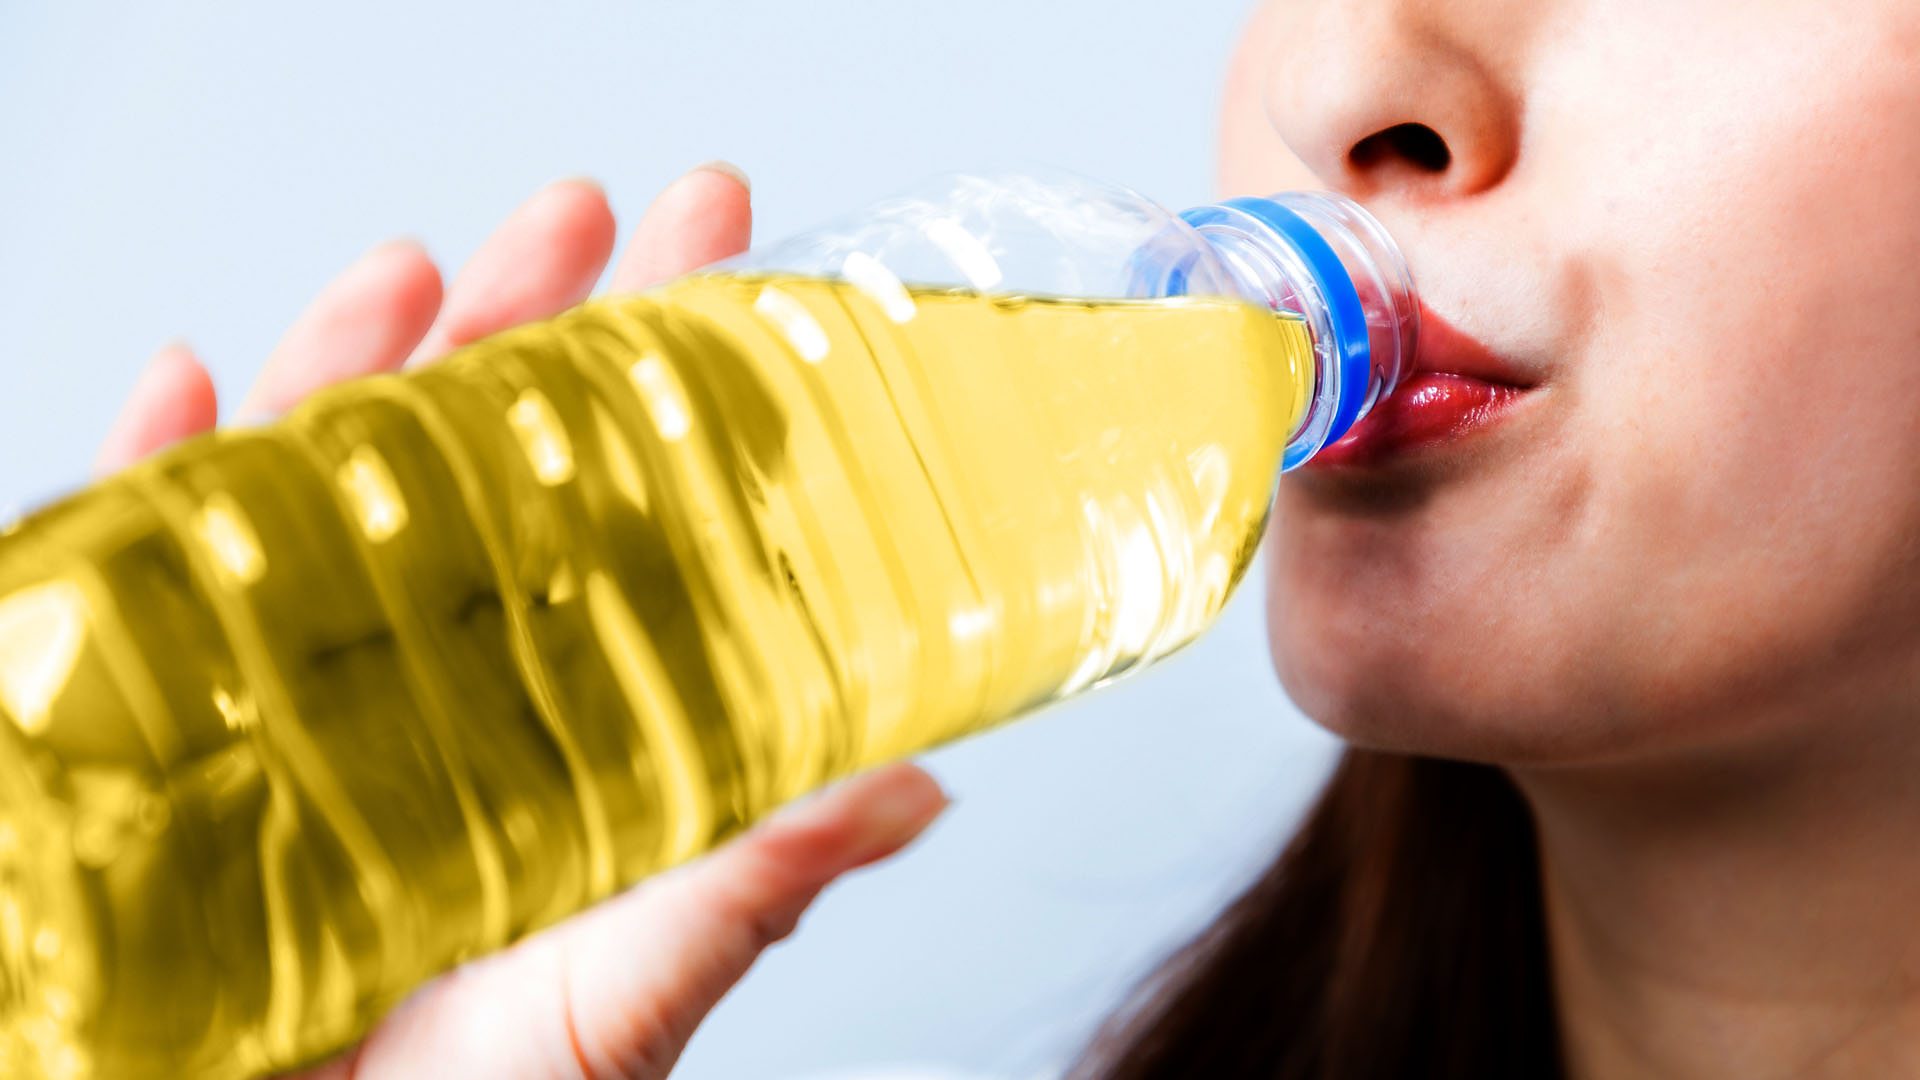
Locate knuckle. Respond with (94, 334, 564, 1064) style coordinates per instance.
(741, 902, 803, 954)
(701, 874, 808, 958)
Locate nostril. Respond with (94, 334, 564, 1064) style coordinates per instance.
(1350, 123, 1452, 174)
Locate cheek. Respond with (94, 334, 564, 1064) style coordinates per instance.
(1557, 12, 1920, 728)
(1217, 2, 1319, 195)
(1579, 299, 1920, 734)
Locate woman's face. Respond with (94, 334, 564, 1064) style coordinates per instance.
(1228, 0, 1920, 763)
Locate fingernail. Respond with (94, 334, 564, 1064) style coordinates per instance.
(129, 342, 193, 401)
(335, 239, 426, 288)
(690, 159, 751, 194)
(372, 236, 430, 261)
(333, 239, 433, 304)
(853, 774, 950, 853)
(554, 175, 606, 196)
(769, 768, 950, 856)
(151, 339, 195, 371)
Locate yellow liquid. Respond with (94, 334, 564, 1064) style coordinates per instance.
(0, 273, 1310, 1078)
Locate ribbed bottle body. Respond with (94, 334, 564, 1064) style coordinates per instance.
(0, 273, 1308, 1079)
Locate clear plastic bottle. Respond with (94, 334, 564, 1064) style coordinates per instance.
(0, 171, 1417, 1080)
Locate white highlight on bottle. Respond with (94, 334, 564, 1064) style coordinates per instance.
(1057, 498, 1119, 697)
(1104, 498, 1168, 660)
(507, 389, 577, 485)
(336, 445, 409, 543)
(0, 581, 86, 735)
(195, 493, 267, 587)
(628, 353, 692, 441)
(754, 286, 831, 363)
(1186, 443, 1231, 535)
(1138, 486, 1191, 656)
(841, 251, 918, 323)
(924, 217, 1004, 291)
(211, 686, 253, 733)
(947, 605, 997, 641)
(547, 562, 580, 606)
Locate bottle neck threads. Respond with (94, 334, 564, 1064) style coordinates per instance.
(1181, 193, 1419, 469)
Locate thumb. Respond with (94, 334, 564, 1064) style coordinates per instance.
(314, 762, 947, 1080)
(564, 762, 948, 1076)
(607, 161, 754, 294)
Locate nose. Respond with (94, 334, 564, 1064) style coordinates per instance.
(1259, 0, 1524, 200)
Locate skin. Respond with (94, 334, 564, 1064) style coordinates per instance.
(1224, 0, 1920, 1076)
(99, 167, 950, 1080)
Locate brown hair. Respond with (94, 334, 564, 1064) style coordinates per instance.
(1068, 750, 1562, 1079)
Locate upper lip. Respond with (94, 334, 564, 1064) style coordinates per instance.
(1411, 305, 1541, 389)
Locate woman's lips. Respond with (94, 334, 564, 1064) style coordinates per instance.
(1306, 307, 1538, 469)
(1309, 373, 1526, 467)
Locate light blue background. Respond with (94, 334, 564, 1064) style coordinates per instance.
(0, 4, 1340, 1076)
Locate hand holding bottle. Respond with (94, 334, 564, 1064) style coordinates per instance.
(91, 165, 949, 1080)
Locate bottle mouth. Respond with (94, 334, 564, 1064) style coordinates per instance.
(1177, 193, 1419, 469)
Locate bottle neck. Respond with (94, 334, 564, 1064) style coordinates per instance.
(1180, 193, 1419, 470)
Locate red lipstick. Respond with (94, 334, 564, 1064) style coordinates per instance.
(1309, 308, 1536, 468)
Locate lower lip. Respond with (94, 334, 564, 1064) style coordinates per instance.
(1307, 373, 1529, 468)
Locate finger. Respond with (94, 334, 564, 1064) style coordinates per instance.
(311, 762, 947, 1080)
(607, 162, 753, 295)
(408, 178, 617, 365)
(92, 342, 218, 475)
(235, 239, 442, 421)
(561, 762, 946, 1078)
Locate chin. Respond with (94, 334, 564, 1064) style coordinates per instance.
(1259, 534, 1640, 769)
(1256, 427, 1653, 767)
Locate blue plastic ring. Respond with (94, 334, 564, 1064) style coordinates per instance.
(1180, 199, 1373, 452)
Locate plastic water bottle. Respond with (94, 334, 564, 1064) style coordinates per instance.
(0, 171, 1417, 1079)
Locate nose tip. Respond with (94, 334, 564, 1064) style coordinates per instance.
(1261, 20, 1520, 202)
